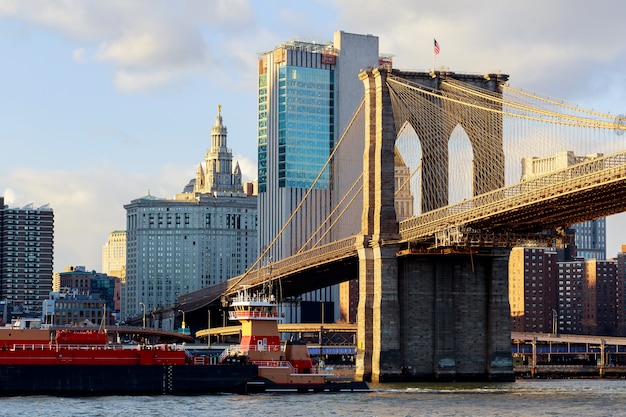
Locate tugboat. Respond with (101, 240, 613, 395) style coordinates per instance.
(224, 286, 369, 393)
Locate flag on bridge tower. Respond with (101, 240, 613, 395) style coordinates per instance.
(432, 38, 440, 75)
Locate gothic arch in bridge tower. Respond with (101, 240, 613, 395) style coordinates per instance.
(397, 121, 476, 213)
(390, 71, 508, 213)
(448, 124, 474, 203)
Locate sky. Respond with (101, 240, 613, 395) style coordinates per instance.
(2, 0, 626, 271)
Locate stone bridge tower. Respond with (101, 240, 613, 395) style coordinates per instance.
(355, 68, 513, 382)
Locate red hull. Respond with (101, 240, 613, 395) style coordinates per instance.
(55, 330, 107, 345)
(0, 343, 189, 366)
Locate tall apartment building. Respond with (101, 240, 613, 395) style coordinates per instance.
(616, 246, 626, 336)
(509, 247, 558, 333)
(558, 258, 617, 335)
(521, 151, 606, 259)
(257, 31, 385, 321)
(571, 220, 606, 260)
(556, 259, 585, 334)
(122, 107, 257, 322)
(0, 197, 54, 319)
(102, 230, 126, 283)
(589, 259, 617, 335)
(510, 245, 622, 336)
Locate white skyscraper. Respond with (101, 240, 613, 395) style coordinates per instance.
(102, 230, 126, 283)
(122, 107, 257, 322)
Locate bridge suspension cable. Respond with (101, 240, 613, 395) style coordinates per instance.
(224, 99, 366, 295)
(386, 73, 626, 212)
(443, 79, 625, 130)
(297, 173, 363, 254)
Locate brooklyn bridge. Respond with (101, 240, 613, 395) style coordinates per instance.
(176, 68, 626, 382)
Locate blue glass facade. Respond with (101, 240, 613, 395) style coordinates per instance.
(258, 65, 334, 192)
(572, 218, 606, 260)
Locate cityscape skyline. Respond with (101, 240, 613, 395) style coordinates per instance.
(2, 1, 626, 271)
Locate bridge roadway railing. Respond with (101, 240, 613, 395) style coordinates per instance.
(181, 151, 626, 309)
(224, 236, 359, 295)
(399, 150, 626, 243)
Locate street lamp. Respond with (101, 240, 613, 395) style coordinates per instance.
(139, 302, 146, 329)
(319, 300, 325, 372)
(552, 309, 558, 336)
(207, 309, 211, 348)
(178, 309, 186, 331)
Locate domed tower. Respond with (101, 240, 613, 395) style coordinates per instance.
(196, 105, 244, 194)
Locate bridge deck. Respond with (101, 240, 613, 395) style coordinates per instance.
(179, 152, 626, 315)
(400, 150, 626, 245)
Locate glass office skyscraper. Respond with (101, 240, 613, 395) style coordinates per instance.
(259, 66, 334, 192)
(257, 32, 383, 319)
(258, 31, 381, 261)
(571, 219, 606, 260)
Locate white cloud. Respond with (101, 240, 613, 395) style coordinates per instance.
(2, 163, 186, 271)
(97, 33, 162, 67)
(331, 0, 626, 102)
(71, 47, 85, 61)
(0, 0, 254, 92)
(114, 69, 174, 92)
(0, 0, 18, 15)
(3, 0, 623, 98)
(1, 188, 17, 206)
(94, 22, 209, 69)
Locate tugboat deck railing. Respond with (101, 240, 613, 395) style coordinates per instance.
(252, 360, 296, 373)
(6, 343, 183, 352)
(228, 311, 279, 320)
(231, 290, 277, 306)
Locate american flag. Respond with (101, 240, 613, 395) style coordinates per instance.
(433, 39, 440, 56)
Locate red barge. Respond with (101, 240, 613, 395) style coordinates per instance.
(0, 289, 368, 396)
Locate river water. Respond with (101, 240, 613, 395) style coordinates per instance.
(2, 379, 626, 416)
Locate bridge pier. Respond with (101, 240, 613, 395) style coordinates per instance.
(355, 238, 402, 382)
(355, 66, 403, 382)
(398, 250, 513, 381)
(356, 248, 513, 382)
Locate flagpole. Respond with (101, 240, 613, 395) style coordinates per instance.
(432, 38, 435, 77)
(432, 38, 440, 76)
